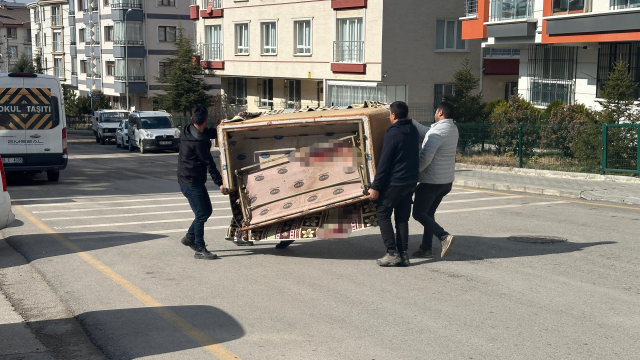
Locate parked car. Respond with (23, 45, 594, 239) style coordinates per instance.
(92, 110, 129, 145)
(0, 158, 15, 230)
(116, 119, 129, 149)
(0, 72, 68, 182)
(127, 111, 180, 153)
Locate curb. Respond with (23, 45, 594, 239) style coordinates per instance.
(456, 163, 640, 184)
(453, 179, 640, 205)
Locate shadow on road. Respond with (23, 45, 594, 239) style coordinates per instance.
(1, 305, 244, 359)
(1, 231, 167, 269)
(215, 234, 615, 264)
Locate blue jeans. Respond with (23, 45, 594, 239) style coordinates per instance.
(180, 184, 213, 248)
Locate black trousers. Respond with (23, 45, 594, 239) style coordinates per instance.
(412, 183, 452, 251)
(376, 184, 417, 253)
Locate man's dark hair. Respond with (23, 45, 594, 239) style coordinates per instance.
(193, 106, 208, 125)
(389, 101, 409, 120)
(437, 101, 454, 119)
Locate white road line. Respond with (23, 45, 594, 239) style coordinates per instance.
(53, 216, 230, 229)
(68, 226, 231, 240)
(438, 201, 565, 214)
(23, 196, 224, 207)
(31, 201, 230, 213)
(12, 192, 182, 202)
(442, 196, 521, 204)
(446, 192, 479, 195)
(69, 153, 180, 159)
(41, 207, 231, 221)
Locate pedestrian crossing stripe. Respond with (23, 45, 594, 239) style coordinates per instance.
(0, 88, 54, 130)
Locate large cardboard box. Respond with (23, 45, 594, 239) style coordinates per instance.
(218, 108, 391, 232)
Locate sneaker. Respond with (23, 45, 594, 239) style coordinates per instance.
(194, 246, 219, 260)
(440, 234, 455, 259)
(376, 252, 402, 267)
(398, 252, 411, 267)
(412, 249, 434, 259)
(181, 233, 197, 251)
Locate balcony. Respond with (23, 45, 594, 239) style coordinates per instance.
(200, 0, 223, 19)
(332, 41, 366, 74)
(611, 0, 640, 10)
(53, 41, 64, 53)
(110, 0, 143, 9)
(331, 0, 367, 9)
(114, 39, 144, 46)
(487, 0, 536, 38)
(465, 0, 478, 17)
(54, 67, 64, 78)
(546, 1, 640, 35)
(114, 75, 145, 81)
(201, 43, 224, 69)
(51, 15, 63, 26)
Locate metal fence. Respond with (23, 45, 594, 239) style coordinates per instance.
(602, 124, 639, 175)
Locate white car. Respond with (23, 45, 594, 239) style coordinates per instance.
(116, 119, 129, 149)
(127, 111, 180, 153)
(0, 160, 15, 230)
(92, 110, 129, 145)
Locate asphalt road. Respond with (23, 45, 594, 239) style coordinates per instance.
(2, 131, 640, 360)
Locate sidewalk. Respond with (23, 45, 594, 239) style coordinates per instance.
(0, 291, 54, 360)
(454, 164, 640, 205)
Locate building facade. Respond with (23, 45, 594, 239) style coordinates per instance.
(190, 0, 483, 122)
(28, 0, 221, 111)
(462, 0, 640, 109)
(0, 2, 33, 73)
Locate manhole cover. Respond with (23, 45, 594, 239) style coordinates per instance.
(508, 235, 568, 244)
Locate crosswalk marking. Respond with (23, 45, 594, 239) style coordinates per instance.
(23, 196, 226, 207)
(41, 207, 231, 221)
(442, 195, 521, 204)
(438, 201, 565, 214)
(11, 192, 182, 202)
(67, 226, 231, 240)
(53, 216, 231, 230)
(31, 201, 230, 213)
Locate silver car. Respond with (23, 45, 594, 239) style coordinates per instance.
(116, 119, 129, 149)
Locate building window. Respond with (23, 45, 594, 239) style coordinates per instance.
(80, 60, 88, 74)
(258, 79, 273, 108)
(158, 26, 176, 42)
(25, 47, 33, 59)
(490, 0, 534, 21)
(79, 28, 85, 43)
(434, 83, 454, 107)
(528, 45, 577, 106)
(7, 28, 17, 39)
(115, 22, 144, 45)
(505, 82, 518, 101)
(53, 31, 62, 52)
(95, 58, 102, 78)
(610, 0, 640, 9)
(43, 33, 47, 46)
(51, 6, 62, 26)
(465, 0, 479, 17)
(157, 0, 175, 6)
(235, 23, 249, 55)
(105, 26, 114, 42)
(597, 42, 640, 99)
(294, 20, 312, 55)
(228, 77, 247, 105)
(106, 61, 115, 76)
(115, 59, 145, 81)
(104, 0, 110, 6)
(54, 57, 64, 78)
(326, 82, 407, 107)
(71, 56, 77, 75)
(335, 18, 363, 63)
(285, 79, 301, 109)
(436, 20, 466, 51)
(159, 61, 171, 77)
(204, 25, 222, 61)
(552, 0, 586, 14)
(8, 46, 18, 59)
(261, 22, 277, 55)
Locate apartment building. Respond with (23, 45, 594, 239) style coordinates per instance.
(29, 0, 221, 111)
(0, 2, 33, 73)
(190, 0, 482, 121)
(462, 0, 640, 109)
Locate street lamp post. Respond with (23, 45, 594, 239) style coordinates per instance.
(125, 8, 133, 111)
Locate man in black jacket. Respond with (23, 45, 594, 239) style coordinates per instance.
(368, 101, 419, 267)
(178, 106, 226, 260)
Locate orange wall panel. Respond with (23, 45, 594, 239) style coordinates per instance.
(461, 0, 489, 40)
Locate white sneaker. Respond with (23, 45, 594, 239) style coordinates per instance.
(440, 234, 455, 259)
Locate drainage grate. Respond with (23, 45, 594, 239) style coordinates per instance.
(508, 235, 568, 244)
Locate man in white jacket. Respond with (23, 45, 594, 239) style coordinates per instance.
(411, 101, 459, 259)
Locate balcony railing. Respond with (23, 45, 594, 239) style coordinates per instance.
(465, 0, 478, 17)
(333, 41, 364, 64)
(610, 0, 640, 10)
(483, 47, 521, 57)
(490, 0, 534, 22)
(24, 36, 32, 43)
(114, 39, 144, 45)
(202, 43, 223, 61)
(53, 41, 63, 52)
(114, 75, 145, 81)
(7, 34, 17, 40)
(201, 0, 222, 9)
(54, 67, 64, 78)
(52, 15, 63, 26)
(111, 0, 143, 9)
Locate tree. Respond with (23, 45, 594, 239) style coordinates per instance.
(597, 60, 638, 124)
(63, 85, 80, 116)
(10, 52, 36, 73)
(444, 58, 485, 123)
(33, 49, 44, 74)
(154, 27, 213, 116)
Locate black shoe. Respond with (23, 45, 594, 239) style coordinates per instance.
(412, 249, 434, 259)
(194, 246, 219, 260)
(181, 233, 197, 251)
(275, 240, 295, 249)
(398, 252, 411, 267)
